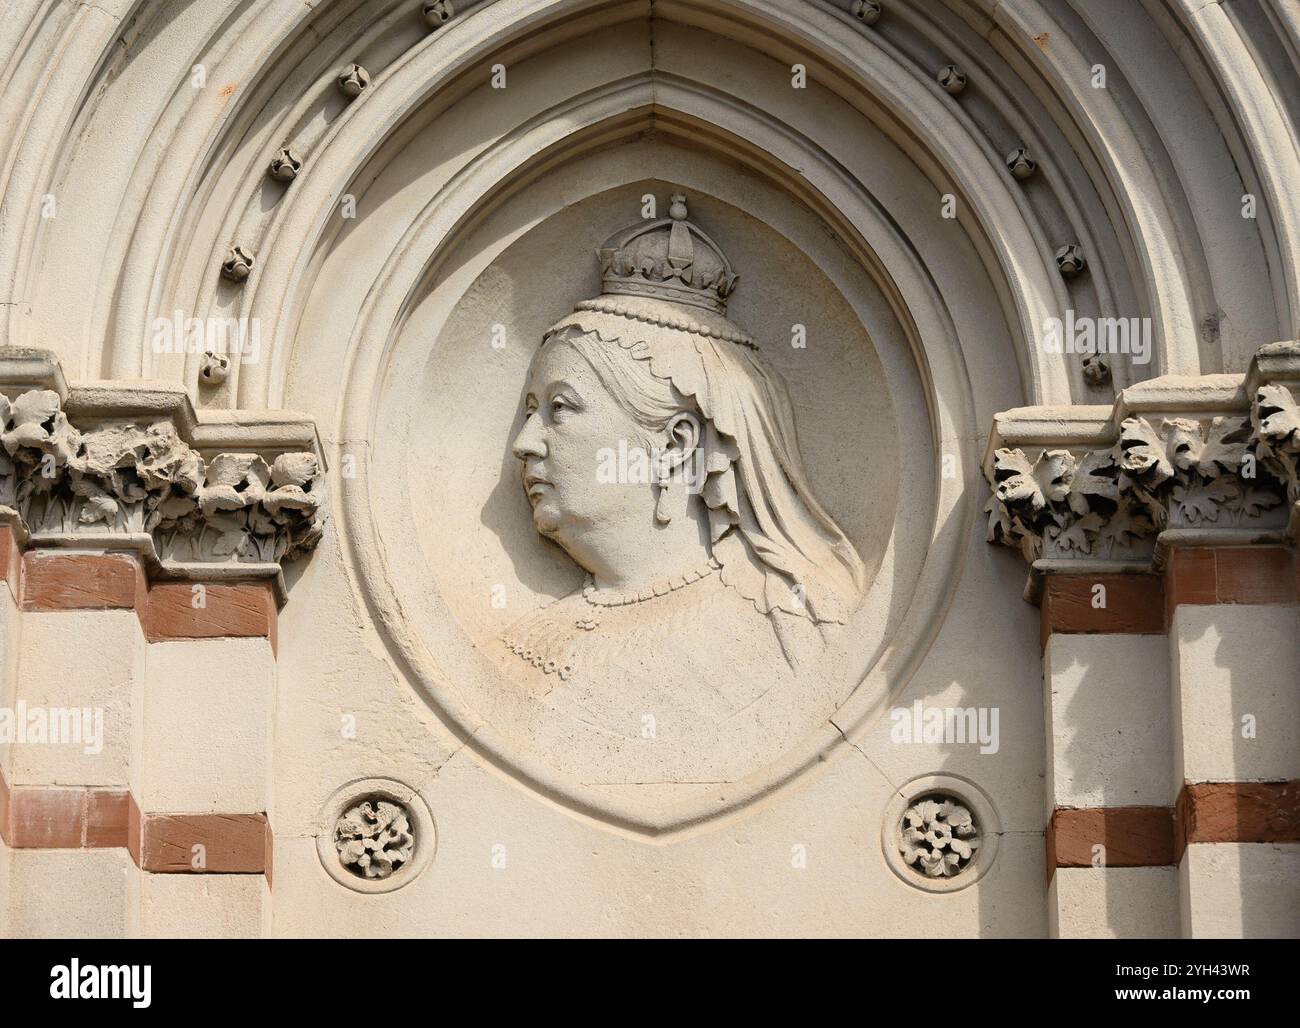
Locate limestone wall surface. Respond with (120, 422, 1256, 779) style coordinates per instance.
(0, 0, 1296, 938)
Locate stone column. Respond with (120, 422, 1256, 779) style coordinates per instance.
(127, 581, 279, 938)
(0, 350, 322, 938)
(1165, 541, 1300, 937)
(986, 341, 1300, 939)
(1038, 570, 1179, 938)
(0, 547, 144, 937)
(0, 523, 14, 923)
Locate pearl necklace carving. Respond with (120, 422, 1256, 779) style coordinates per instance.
(574, 557, 722, 630)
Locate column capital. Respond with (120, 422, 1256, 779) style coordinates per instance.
(0, 348, 325, 602)
(985, 341, 1300, 587)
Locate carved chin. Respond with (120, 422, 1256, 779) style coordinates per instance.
(531, 507, 562, 537)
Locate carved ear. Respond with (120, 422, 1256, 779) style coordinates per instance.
(662, 411, 701, 470)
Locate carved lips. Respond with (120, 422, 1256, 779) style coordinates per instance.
(523, 471, 551, 504)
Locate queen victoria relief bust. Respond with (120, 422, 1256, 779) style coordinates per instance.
(496, 195, 868, 782)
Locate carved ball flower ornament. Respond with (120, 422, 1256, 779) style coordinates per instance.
(220, 245, 254, 282)
(422, 0, 454, 28)
(1081, 353, 1110, 387)
(199, 350, 231, 385)
(937, 65, 967, 95)
(337, 63, 370, 98)
(851, 0, 882, 25)
(1006, 146, 1037, 179)
(268, 146, 302, 182)
(1054, 244, 1087, 278)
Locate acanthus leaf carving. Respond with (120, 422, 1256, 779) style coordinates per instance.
(985, 447, 1077, 561)
(0, 387, 324, 567)
(1064, 448, 1122, 521)
(1253, 382, 1300, 504)
(1047, 510, 1104, 555)
(1095, 494, 1156, 552)
(986, 401, 1286, 563)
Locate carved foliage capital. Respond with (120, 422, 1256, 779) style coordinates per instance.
(1252, 382, 1300, 504)
(986, 401, 1287, 563)
(0, 387, 324, 566)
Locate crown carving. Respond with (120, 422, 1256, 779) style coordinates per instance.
(595, 194, 739, 314)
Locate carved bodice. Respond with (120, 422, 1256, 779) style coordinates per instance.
(496, 570, 838, 783)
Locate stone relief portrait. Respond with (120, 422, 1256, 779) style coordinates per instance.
(491, 194, 869, 773)
(393, 173, 903, 811)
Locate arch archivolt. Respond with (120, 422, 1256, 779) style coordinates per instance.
(5, 0, 1293, 407)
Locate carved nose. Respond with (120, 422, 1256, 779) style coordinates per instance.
(512, 413, 546, 460)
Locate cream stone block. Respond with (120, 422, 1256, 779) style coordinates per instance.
(129, 871, 268, 939)
(1049, 866, 1180, 939)
(4, 847, 131, 938)
(1044, 634, 1173, 812)
(8, 609, 145, 787)
(1179, 843, 1300, 938)
(138, 638, 274, 813)
(269, 528, 457, 839)
(1170, 605, 1300, 787)
(0, 583, 17, 782)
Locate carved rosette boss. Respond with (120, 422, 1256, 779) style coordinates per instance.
(900, 796, 981, 878)
(334, 798, 415, 880)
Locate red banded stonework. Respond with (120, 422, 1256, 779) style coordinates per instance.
(0, 352, 318, 936)
(988, 342, 1300, 938)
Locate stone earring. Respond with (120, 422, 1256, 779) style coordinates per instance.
(655, 456, 675, 525)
